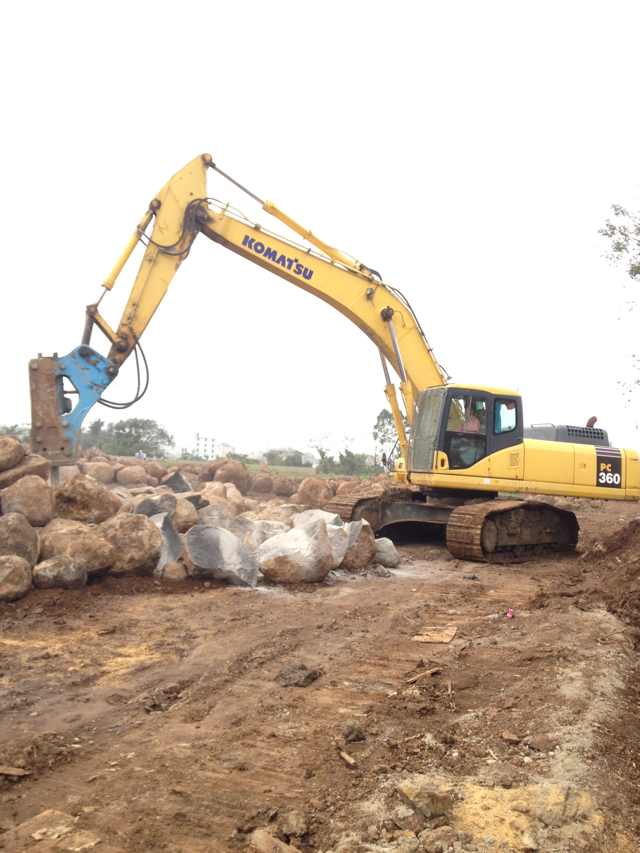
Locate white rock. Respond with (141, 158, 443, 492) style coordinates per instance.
(184, 525, 258, 587)
(258, 524, 335, 584)
(375, 537, 401, 568)
(293, 509, 342, 529)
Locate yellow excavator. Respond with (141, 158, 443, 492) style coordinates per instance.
(29, 154, 640, 561)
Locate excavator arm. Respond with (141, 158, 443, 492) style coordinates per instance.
(30, 154, 447, 467)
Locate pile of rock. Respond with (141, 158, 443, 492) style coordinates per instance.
(0, 446, 400, 603)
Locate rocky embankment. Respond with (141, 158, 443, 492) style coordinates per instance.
(0, 441, 398, 602)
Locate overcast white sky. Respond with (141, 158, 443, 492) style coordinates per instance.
(2, 1, 639, 458)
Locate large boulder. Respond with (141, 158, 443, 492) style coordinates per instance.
(33, 556, 87, 590)
(116, 465, 148, 487)
(245, 503, 301, 526)
(83, 462, 116, 484)
(174, 497, 198, 533)
(224, 483, 247, 512)
(201, 482, 226, 502)
(0, 454, 50, 490)
(58, 465, 81, 483)
(199, 496, 237, 522)
(0, 555, 32, 602)
(161, 470, 193, 493)
(0, 513, 39, 566)
(40, 518, 115, 576)
(252, 474, 273, 494)
(294, 477, 333, 509)
(273, 477, 297, 498)
(145, 460, 167, 481)
(213, 460, 251, 494)
(325, 524, 350, 568)
(231, 518, 289, 554)
(0, 437, 25, 473)
(257, 524, 335, 584)
(1, 475, 55, 527)
(55, 475, 121, 524)
(341, 519, 376, 572)
(100, 514, 163, 575)
(184, 525, 258, 587)
(293, 509, 342, 529)
(375, 537, 400, 568)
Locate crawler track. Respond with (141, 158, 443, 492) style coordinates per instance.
(446, 499, 579, 562)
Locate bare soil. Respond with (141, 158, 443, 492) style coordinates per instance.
(1, 499, 640, 852)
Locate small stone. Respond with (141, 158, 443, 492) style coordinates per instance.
(343, 722, 366, 743)
(525, 734, 558, 752)
(279, 809, 308, 837)
(275, 662, 322, 687)
(249, 828, 297, 852)
(396, 776, 453, 819)
(501, 731, 522, 745)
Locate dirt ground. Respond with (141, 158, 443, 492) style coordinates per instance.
(1, 500, 640, 852)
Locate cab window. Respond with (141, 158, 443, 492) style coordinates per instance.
(495, 399, 517, 434)
(445, 394, 487, 469)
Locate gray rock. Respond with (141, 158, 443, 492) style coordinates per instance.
(198, 504, 235, 529)
(231, 518, 289, 554)
(161, 470, 193, 493)
(134, 493, 177, 517)
(257, 524, 334, 584)
(150, 512, 185, 574)
(33, 556, 87, 589)
(326, 523, 349, 568)
(184, 525, 258, 587)
(179, 490, 209, 510)
(0, 513, 39, 567)
(0, 555, 32, 601)
(374, 537, 400, 568)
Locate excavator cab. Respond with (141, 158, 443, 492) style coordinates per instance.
(410, 385, 523, 473)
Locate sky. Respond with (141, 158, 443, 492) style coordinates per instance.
(1, 1, 639, 458)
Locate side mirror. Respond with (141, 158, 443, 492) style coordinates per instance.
(381, 452, 387, 466)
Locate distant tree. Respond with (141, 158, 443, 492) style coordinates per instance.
(80, 419, 105, 449)
(265, 449, 305, 467)
(373, 408, 409, 464)
(229, 451, 259, 465)
(0, 424, 30, 442)
(600, 205, 640, 280)
(81, 418, 173, 457)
